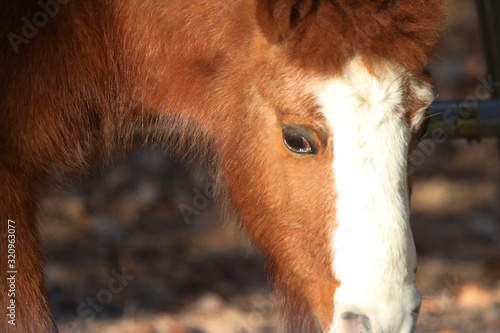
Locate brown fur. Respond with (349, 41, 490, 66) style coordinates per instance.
(258, 0, 445, 72)
(0, 0, 444, 332)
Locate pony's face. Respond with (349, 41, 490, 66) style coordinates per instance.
(221, 1, 444, 332)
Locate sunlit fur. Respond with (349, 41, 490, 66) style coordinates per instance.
(0, 1, 444, 332)
(316, 58, 433, 333)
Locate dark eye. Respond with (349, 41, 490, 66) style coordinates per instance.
(282, 127, 316, 155)
(416, 117, 430, 142)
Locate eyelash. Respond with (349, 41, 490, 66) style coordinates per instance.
(416, 117, 430, 142)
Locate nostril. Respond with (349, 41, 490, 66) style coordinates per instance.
(410, 304, 421, 333)
(411, 303, 421, 319)
(341, 311, 371, 331)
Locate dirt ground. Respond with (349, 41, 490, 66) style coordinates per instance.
(40, 139, 500, 333)
(36, 1, 500, 332)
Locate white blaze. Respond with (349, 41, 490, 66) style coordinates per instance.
(315, 59, 432, 333)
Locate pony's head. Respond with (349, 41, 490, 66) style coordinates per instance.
(217, 0, 444, 332)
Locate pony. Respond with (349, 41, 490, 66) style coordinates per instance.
(0, 0, 444, 332)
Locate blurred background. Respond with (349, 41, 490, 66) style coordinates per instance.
(42, 0, 500, 332)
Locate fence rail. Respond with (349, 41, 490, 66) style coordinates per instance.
(429, 100, 500, 139)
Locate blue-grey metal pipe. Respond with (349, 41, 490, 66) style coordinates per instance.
(428, 100, 500, 138)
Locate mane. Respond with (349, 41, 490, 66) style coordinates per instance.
(263, 0, 446, 72)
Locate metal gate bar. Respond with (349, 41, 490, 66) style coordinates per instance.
(429, 100, 500, 139)
(430, 1, 500, 139)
